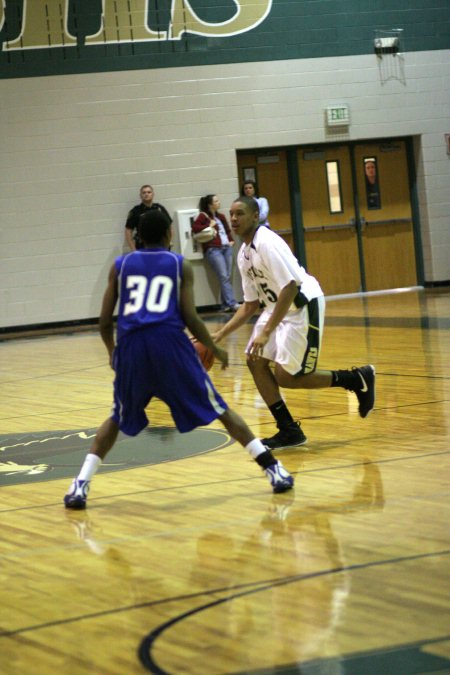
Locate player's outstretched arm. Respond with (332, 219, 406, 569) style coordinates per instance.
(99, 263, 119, 366)
(180, 259, 229, 368)
(213, 300, 259, 343)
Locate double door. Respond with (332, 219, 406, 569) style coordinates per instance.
(237, 140, 419, 296)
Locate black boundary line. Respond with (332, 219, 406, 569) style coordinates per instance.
(1, 309, 448, 341)
(303, 398, 450, 419)
(380, 372, 450, 380)
(2, 366, 449, 388)
(3, 393, 447, 427)
(0, 362, 107, 385)
(0, 356, 247, 386)
(1, 448, 448, 514)
(325, 317, 450, 329)
(135, 549, 450, 673)
(1, 388, 448, 450)
(0, 309, 225, 340)
(1, 549, 448, 642)
(1, 367, 448, 427)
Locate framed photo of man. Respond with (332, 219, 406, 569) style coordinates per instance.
(363, 156, 381, 209)
(243, 166, 257, 183)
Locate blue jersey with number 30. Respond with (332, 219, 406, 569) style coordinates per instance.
(111, 247, 227, 435)
(115, 248, 185, 342)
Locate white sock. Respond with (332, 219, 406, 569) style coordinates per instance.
(245, 438, 269, 460)
(78, 453, 102, 482)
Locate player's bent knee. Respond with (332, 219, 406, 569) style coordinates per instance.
(246, 355, 270, 374)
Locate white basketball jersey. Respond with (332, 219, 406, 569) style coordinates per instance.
(237, 226, 323, 313)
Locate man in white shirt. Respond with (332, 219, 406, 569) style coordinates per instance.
(213, 197, 376, 450)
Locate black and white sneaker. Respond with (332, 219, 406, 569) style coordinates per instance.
(262, 422, 307, 450)
(64, 478, 90, 509)
(352, 365, 376, 418)
(265, 461, 294, 494)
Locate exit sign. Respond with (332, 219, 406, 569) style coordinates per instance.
(326, 105, 350, 126)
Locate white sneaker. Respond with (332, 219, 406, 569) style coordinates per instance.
(265, 461, 294, 493)
(64, 478, 90, 509)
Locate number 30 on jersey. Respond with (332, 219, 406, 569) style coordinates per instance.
(123, 275, 173, 315)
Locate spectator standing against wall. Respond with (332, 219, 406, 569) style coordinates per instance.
(124, 184, 172, 250)
(192, 194, 240, 313)
(241, 179, 270, 228)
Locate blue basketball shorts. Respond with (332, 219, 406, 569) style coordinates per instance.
(111, 327, 227, 436)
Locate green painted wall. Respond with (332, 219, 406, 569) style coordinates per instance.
(0, 0, 449, 79)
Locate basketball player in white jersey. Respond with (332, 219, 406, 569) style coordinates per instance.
(213, 196, 375, 450)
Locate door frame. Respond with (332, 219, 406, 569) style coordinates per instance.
(240, 136, 424, 291)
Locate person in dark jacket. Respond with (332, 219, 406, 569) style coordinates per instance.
(125, 184, 171, 250)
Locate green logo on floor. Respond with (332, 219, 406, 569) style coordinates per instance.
(0, 427, 232, 486)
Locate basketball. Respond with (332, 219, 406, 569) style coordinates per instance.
(190, 337, 215, 371)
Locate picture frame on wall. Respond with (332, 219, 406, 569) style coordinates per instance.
(363, 156, 381, 210)
(243, 166, 257, 183)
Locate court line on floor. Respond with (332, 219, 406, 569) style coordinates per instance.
(1, 548, 448, 643)
(137, 550, 450, 673)
(1, 448, 448, 515)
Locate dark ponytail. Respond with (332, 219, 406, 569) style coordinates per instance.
(198, 194, 215, 216)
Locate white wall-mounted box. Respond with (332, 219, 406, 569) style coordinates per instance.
(172, 209, 202, 260)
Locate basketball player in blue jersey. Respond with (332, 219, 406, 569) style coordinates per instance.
(213, 197, 376, 450)
(64, 210, 293, 509)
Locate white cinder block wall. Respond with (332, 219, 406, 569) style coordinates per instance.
(1, 49, 449, 329)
